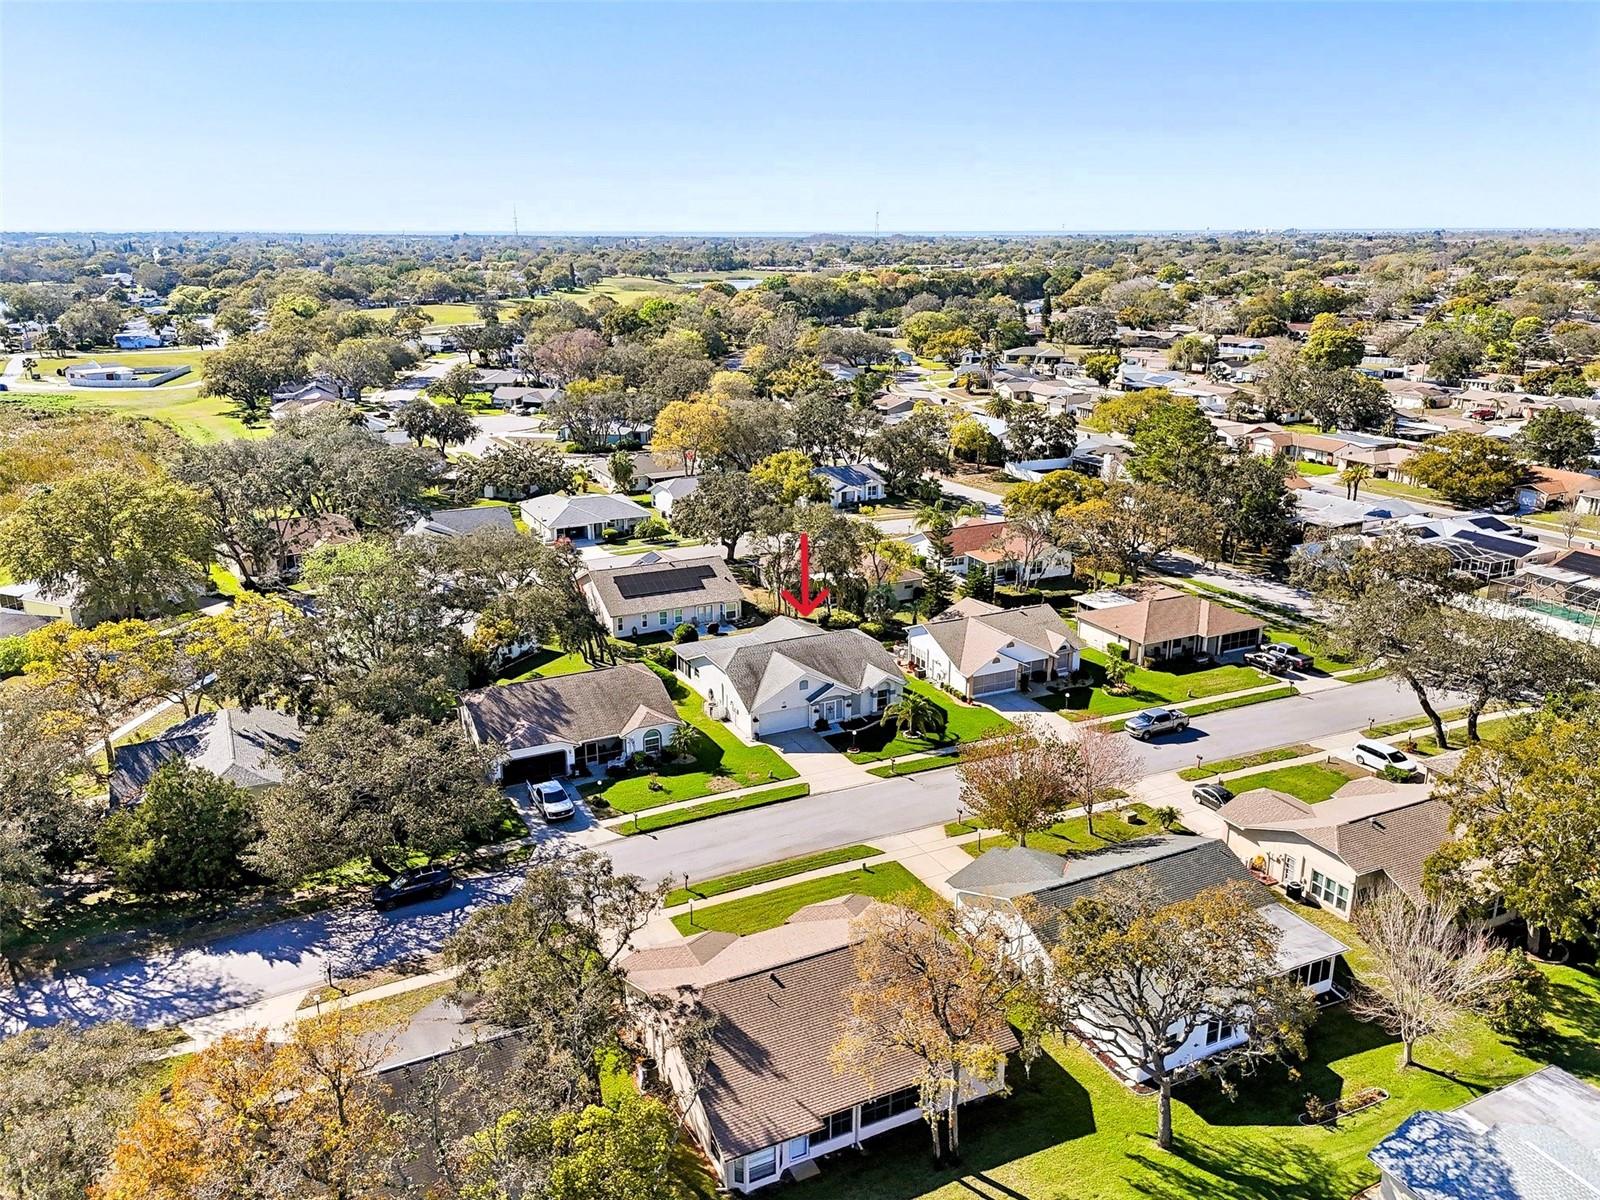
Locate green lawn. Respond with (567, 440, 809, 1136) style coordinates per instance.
(1225, 760, 1364, 803)
(581, 688, 796, 813)
(665, 844, 882, 906)
(1100, 685, 1299, 731)
(31, 349, 213, 387)
(672, 861, 932, 935)
(495, 647, 594, 682)
(620, 782, 809, 834)
(1296, 461, 1338, 476)
(868, 753, 961, 779)
(1179, 744, 1318, 781)
(830, 679, 1014, 764)
(948, 803, 1175, 858)
(9, 387, 266, 443)
(1041, 647, 1273, 717)
(1265, 627, 1350, 674)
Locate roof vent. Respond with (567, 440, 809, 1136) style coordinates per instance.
(1370, 819, 1386, 831)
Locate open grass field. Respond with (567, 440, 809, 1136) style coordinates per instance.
(3, 388, 264, 443)
(30, 348, 214, 387)
(672, 861, 932, 935)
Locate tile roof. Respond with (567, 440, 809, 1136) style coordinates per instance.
(1073, 587, 1263, 646)
(678, 618, 904, 710)
(581, 554, 743, 617)
(110, 707, 303, 806)
(920, 600, 1081, 677)
(458, 663, 681, 752)
(624, 898, 1019, 1158)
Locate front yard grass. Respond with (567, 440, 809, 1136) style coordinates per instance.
(618, 781, 809, 835)
(665, 844, 882, 906)
(830, 679, 1013, 764)
(1224, 760, 1364, 803)
(808, 898, 1600, 1200)
(948, 803, 1175, 858)
(1040, 647, 1273, 716)
(495, 646, 594, 682)
(1265, 627, 1350, 673)
(1179, 744, 1318, 780)
(672, 861, 931, 935)
(582, 689, 797, 813)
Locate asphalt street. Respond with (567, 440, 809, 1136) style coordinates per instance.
(0, 676, 1433, 1035)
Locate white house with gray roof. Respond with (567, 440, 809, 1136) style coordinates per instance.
(950, 835, 1347, 1086)
(580, 551, 742, 637)
(519, 493, 650, 544)
(907, 598, 1081, 699)
(406, 505, 518, 539)
(675, 617, 905, 741)
(815, 463, 887, 508)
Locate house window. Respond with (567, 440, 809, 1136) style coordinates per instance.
(1203, 1019, 1238, 1046)
(798, 679, 809, 691)
(1294, 958, 1334, 987)
(743, 1147, 778, 1183)
(643, 729, 662, 755)
(818, 1109, 854, 1142)
(1310, 870, 1350, 911)
(860, 1085, 920, 1126)
(786, 1134, 810, 1161)
(659, 611, 670, 626)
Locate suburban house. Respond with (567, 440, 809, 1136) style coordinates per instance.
(815, 463, 887, 508)
(580, 552, 743, 637)
(649, 475, 699, 518)
(215, 514, 359, 586)
(907, 598, 1081, 699)
(1293, 490, 1419, 537)
(597, 450, 689, 493)
(457, 663, 682, 784)
(623, 895, 1019, 1194)
(1517, 465, 1600, 512)
(904, 517, 1073, 586)
(1215, 779, 1459, 922)
(857, 548, 924, 603)
(1074, 587, 1264, 665)
(114, 331, 163, 349)
(519, 493, 650, 544)
(1331, 442, 1416, 479)
(1368, 1066, 1600, 1200)
(675, 617, 906, 740)
(0, 579, 91, 628)
(406, 505, 518, 539)
(110, 707, 305, 808)
(1000, 344, 1068, 370)
(1389, 514, 1553, 582)
(949, 836, 1347, 1086)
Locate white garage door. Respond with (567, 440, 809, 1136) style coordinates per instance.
(756, 706, 812, 735)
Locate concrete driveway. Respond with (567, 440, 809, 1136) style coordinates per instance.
(978, 690, 1080, 738)
(766, 728, 879, 794)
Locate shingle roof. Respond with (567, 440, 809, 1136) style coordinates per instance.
(1370, 1067, 1600, 1200)
(110, 707, 303, 806)
(947, 846, 1073, 899)
(816, 463, 886, 490)
(1074, 587, 1263, 646)
(581, 554, 743, 618)
(1219, 784, 1449, 901)
(410, 506, 517, 537)
(0, 609, 50, 637)
(458, 663, 680, 751)
(678, 618, 904, 709)
(520, 492, 650, 529)
(624, 898, 1019, 1158)
(921, 600, 1082, 677)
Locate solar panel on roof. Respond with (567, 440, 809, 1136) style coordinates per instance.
(1455, 531, 1537, 557)
(612, 564, 717, 600)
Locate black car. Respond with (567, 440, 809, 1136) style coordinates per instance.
(1244, 648, 1297, 675)
(372, 865, 455, 910)
(1191, 782, 1234, 811)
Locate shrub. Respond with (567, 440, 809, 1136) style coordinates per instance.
(1152, 805, 1181, 831)
(602, 526, 627, 543)
(97, 760, 256, 895)
(644, 643, 677, 669)
(859, 620, 888, 639)
(820, 610, 861, 630)
(1485, 947, 1549, 1037)
(0, 635, 31, 678)
(635, 516, 671, 541)
(672, 622, 698, 643)
(994, 586, 1043, 608)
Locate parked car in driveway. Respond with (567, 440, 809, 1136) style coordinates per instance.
(1263, 642, 1314, 671)
(1351, 739, 1423, 778)
(1191, 782, 1234, 810)
(531, 780, 577, 822)
(1244, 648, 1297, 675)
(372, 865, 455, 910)
(1125, 708, 1190, 740)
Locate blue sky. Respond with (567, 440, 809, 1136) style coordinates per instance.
(3, 2, 1596, 233)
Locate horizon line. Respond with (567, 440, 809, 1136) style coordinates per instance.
(6, 226, 1600, 240)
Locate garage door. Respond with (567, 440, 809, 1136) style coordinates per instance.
(500, 750, 569, 785)
(971, 672, 1017, 696)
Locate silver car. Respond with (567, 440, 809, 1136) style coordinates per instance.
(1125, 708, 1191, 741)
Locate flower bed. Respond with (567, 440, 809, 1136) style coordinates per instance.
(1298, 1086, 1388, 1126)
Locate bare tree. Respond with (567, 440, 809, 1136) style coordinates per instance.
(1043, 876, 1314, 1150)
(957, 718, 1079, 846)
(1069, 723, 1140, 835)
(1351, 890, 1520, 1068)
(832, 897, 1036, 1164)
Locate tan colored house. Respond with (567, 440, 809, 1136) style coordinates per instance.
(1074, 587, 1264, 665)
(623, 895, 1018, 1193)
(907, 598, 1081, 698)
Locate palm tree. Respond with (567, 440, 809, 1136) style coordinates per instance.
(1341, 461, 1371, 501)
(880, 691, 949, 744)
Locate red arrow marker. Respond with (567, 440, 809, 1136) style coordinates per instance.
(781, 531, 830, 618)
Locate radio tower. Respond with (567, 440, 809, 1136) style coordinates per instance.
(874, 209, 880, 238)
(512, 204, 520, 238)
